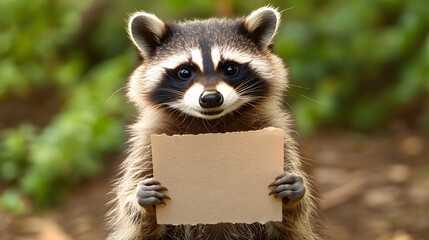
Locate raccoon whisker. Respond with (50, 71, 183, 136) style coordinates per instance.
(161, 104, 187, 120)
(241, 98, 266, 109)
(242, 102, 258, 109)
(236, 78, 262, 91)
(157, 88, 185, 96)
(235, 79, 266, 94)
(165, 104, 186, 117)
(180, 115, 188, 125)
(206, 117, 215, 130)
(289, 83, 311, 90)
(237, 94, 269, 104)
(180, 107, 193, 124)
(225, 111, 236, 121)
(187, 117, 195, 132)
(165, 107, 179, 119)
(204, 118, 212, 131)
(234, 78, 255, 91)
(231, 111, 243, 119)
(152, 104, 165, 112)
(181, 109, 192, 121)
(282, 99, 296, 114)
(201, 118, 209, 132)
(211, 117, 223, 129)
(294, 92, 324, 105)
(236, 80, 265, 94)
(170, 108, 182, 119)
(163, 106, 174, 114)
(238, 89, 268, 96)
(188, 117, 196, 131)
(237, 87, 260, 96)
(106, 86, 127, 103)
(221, 116, 227, 129)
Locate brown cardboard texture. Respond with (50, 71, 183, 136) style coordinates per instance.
(151, 127, 284, 225)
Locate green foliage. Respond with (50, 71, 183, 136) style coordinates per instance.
(0, 54, 133, 209)
(274, 0, 429, 134)
(0, 0, 133, 210)
(0, 0, 428, 211)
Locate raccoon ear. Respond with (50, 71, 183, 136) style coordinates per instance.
(128, 12, 168, 59)
(243, 7, 281, 47)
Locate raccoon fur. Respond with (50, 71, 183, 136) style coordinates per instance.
(107, 7, 320, 240)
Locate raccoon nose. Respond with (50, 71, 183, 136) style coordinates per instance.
(199, 90, 223, 108)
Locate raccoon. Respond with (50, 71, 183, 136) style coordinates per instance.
(107, 7, 320, 240)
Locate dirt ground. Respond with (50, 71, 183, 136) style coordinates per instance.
(1, 128, 428, 240)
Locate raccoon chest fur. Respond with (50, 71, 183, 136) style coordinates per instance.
(106, 6, 321, 240)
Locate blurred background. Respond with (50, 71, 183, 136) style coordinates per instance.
(0, 0, 428, 239)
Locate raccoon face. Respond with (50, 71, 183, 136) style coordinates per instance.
(127, 7, 286, 119)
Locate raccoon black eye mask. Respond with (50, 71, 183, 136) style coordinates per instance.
(151, 56, 269, 119)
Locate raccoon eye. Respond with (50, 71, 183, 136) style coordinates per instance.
(224, 63, 239, 77)
(177, 66, 193, 80)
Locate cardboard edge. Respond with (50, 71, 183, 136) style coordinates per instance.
(151, 127, 283, 139)
(160, 219, 283, 226)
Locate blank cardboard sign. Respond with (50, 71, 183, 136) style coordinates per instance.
(151, 127, 284, 225)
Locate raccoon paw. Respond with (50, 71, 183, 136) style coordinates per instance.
(268, 173, 305, 207)
(136, 178, 170, 209)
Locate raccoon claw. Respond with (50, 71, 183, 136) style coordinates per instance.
(269, 173, 305, 207)
(137, 178, 170, 208)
